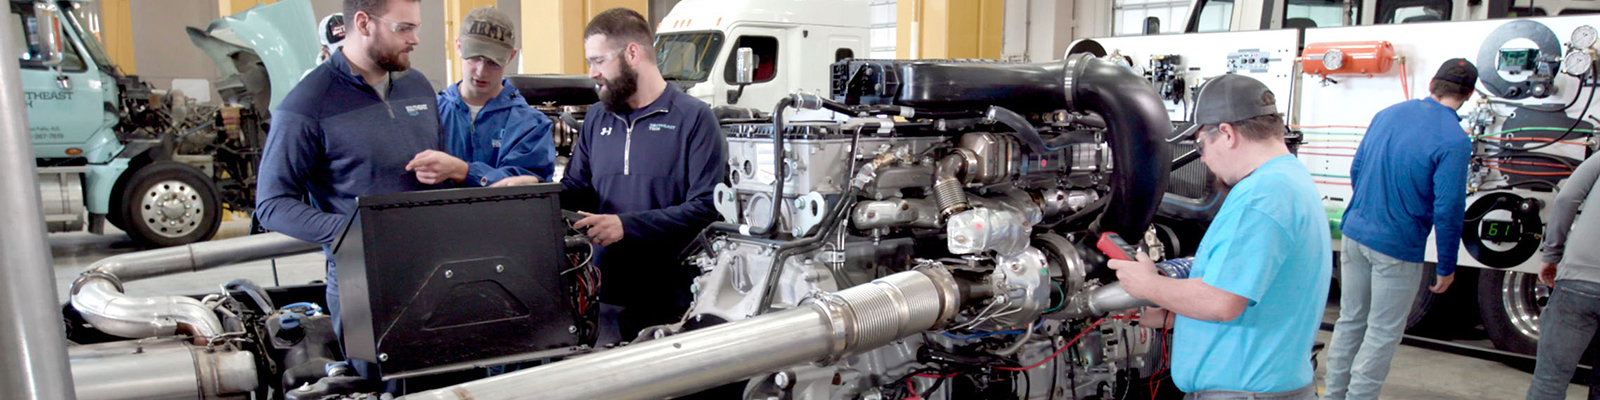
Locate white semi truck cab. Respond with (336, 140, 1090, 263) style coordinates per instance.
(653, 0, 869, 113)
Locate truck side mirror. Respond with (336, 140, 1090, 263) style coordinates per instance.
(32, 2, 63, 67)
(734, 47, 755, 85)
(728, 47, 756, 104)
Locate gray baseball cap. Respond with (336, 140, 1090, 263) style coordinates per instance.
(459, 7, 516, 67)
(1177, 74, 1279, 139)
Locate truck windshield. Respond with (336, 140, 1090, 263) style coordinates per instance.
(655, 31, 724, 82)
(61, 3, 115, 73)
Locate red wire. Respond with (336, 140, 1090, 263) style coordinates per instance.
(1479, 136, 1592, 146)
(1485, 159, 1575, 170)
(1315, 180, 1352, 186)
(915, 372, 957, 379)
(1399, 59, 1410, 101)
(1300, 145, 1360, 150)
(996, 318, 1106, 372)
(1288, 124, 1368, 130)
(1487, 165, 1573, 177)
(1298, 152, 1355, 158)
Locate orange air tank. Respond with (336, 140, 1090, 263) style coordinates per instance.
(1302, 41, 1397, 76)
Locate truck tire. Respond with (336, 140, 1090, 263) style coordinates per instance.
(1405, 271, 1437, 331)
(1477, 268, 1547, 355)
(120, 161, 222, 247)
(1405, 267, 1479, 335)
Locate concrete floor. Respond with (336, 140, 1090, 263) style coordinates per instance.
(43, 223, 1592, 399)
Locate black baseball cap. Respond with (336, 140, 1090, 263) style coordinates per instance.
(1434, 58, 1478, 88)
(1177, 74, 1279, 140)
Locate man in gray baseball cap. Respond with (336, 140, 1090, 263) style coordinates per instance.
(1110, 74, 1331, 399)
(408, 6, 555, 186)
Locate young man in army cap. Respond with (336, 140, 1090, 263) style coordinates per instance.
(408, 6, 555, 186)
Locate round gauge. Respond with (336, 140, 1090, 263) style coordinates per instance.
(1564, 49, 1593, 76)
(1573, 25, 1598, 49)
(1323, 49, 1345, 71)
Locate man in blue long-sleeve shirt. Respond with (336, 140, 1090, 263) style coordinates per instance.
(567, 8, 725, 345)
(254, 0, 439, 336)
(1324, 58, 1477, 400)
(407, 6, 555, 186)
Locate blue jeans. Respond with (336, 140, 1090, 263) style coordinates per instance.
(1527, 279, 1600, 400)
(1324, 238, 1425, 400)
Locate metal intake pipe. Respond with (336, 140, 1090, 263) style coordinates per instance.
(69, 338, 258, 400)
(69, 232, 319, 343)
(1048, 281, 1156, 319)
(402, 268, 963, 400)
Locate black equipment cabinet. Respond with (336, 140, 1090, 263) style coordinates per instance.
(334, 183, 577, 379)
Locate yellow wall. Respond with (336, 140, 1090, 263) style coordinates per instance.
(98, 0, 136, 74)
(442, 0, 497, 82)
(896, 0, 1003, 60)
(217, 0, 275, 17)
(517, 0, 648, 75)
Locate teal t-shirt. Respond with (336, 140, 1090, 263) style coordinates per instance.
(1170, 154, 1333, 393)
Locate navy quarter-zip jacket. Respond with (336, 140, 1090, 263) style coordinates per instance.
(562, 84, 726, 306)
(254, 50, 442, 318)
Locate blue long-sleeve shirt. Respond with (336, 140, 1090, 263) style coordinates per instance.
(561, 83, 725, 306)
(254, 50, 441, 258)
(438, 80, 556, 184)
(1341, 97, 1472, 276)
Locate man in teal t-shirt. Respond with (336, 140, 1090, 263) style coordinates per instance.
(1111, 74, 1332, 399)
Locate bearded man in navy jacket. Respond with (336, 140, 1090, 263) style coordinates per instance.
(565, 8, 725, 345)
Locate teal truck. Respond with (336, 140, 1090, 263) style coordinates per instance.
(14, 0, 316, 246)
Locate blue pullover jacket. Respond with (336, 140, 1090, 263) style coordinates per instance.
(1341, 97, 1471, 276)
(561, 84, 725, 306)
(438, 79, 556, 184)
(254, 51, 442, 309)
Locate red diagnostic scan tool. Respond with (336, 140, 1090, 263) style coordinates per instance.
(1096, 232, 1141, 261)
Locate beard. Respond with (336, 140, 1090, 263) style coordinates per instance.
(369, 41, 412, 72)
(598, 61, 639, 114)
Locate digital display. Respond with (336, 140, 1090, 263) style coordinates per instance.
(1499, 48, 1539, 73)
(1481, 219, 1520, 242)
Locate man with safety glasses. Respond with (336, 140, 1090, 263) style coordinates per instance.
(1111, 74, 1331, 400)
(255, 0, 440, 352)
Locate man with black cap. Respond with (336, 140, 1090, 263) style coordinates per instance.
(1323, 58, 1477, 400)
(1110, 74, 1331, 399)
(408, 6, 555, 186)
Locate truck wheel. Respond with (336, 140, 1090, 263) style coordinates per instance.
(1477, 269, 1547, 355)
(1405, 267, 1480, 335)
(120, 162, 222, 247)
(1405, 272, 1437, 331)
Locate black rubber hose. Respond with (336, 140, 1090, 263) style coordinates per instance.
(753, 126, 866, 314)
(1062, 53, 1173, 239)
(1171, 148, 1200, 171)
(707, 97, 795, 238)
(222, 279, 274, 312)
(987, 106, 1051, 153)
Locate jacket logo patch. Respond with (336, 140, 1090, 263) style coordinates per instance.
(601, 127, 613, 136)
(649, 123, 677, 131)
(404, 104, 429, 116)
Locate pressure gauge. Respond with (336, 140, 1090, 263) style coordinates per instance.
(1323, 49, 1345, 71)
(1565, 49, 1594, 76)
(1573, 25, 1598, 49)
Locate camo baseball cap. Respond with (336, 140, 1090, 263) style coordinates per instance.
(459, 7, 516, 67)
